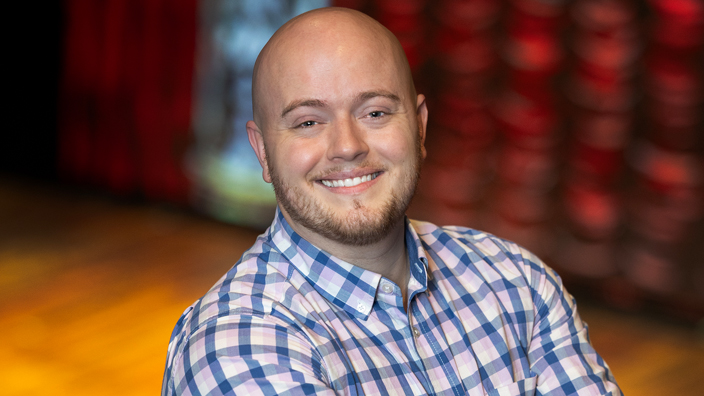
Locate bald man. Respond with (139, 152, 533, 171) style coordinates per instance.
(162, 8, 621, 396)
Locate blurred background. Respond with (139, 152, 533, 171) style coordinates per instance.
(1, 0, 703, 395)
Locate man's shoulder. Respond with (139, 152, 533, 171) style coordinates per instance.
(409, 219, 547, 281)
(162, 233, 326, 393)
(410, 219, 532, 259)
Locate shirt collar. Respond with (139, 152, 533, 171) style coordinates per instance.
(268, 208, 429, 320)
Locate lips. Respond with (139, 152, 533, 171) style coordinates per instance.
(319, 171, 381, 188)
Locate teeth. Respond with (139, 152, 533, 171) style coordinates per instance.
(321, 172, 379, 188)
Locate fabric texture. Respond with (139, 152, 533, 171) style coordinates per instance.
(162, 208, 621, 395)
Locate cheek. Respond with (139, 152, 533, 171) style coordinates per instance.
(375, 131, 417, 165)
(274, 138, 326, 178)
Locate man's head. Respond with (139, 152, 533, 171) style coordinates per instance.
(247, 7, 428, 246)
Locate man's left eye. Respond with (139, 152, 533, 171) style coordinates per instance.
(369, 111, 385, 118)
(298, 120, 318, 128)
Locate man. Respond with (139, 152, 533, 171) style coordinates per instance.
(162, 7, 621, 396)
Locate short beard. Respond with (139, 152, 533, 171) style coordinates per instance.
(266, 136, 423, 246)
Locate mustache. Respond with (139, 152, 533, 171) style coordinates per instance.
(309, 160, 387, 180)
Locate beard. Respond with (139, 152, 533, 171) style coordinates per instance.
(266, 134, 423, 246)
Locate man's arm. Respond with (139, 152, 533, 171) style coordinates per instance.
(524, 253, 621, 395)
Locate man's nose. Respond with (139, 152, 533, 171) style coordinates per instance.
(327, 117, 369, 161)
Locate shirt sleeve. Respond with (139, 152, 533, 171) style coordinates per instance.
(163, 311, 338, 396)
(521, 249, 622, 396)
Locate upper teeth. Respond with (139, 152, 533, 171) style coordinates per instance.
(321, 172, 379, 188)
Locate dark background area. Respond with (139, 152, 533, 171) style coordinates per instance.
(4, 3, 63, 181)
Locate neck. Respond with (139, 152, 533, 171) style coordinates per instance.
(287, 215, 410, 300)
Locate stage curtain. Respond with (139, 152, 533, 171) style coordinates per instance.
(59, 0, 196, 203)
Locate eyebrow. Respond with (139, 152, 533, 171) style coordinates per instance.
(358, 90, 401, 104)
(281, 99, 328, 119)
(280, 91, 402, 119)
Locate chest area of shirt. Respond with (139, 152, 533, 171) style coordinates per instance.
(301, 282, 535, 396)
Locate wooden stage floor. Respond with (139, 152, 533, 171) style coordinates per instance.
(1, 178, 702, 395)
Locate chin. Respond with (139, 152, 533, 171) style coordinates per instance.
(279, 185, 408, 246)
(323, 205, 403, 246)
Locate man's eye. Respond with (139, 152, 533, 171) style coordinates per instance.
(369, 111, 385, 118)
(298, 120, 318, 128)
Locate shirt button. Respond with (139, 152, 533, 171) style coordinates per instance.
(357, 302, 367, 312)
(412, 326, 420, 338)
(382, 283, 393, 294)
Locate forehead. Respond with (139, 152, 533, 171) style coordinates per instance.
(259, 18, 412, 114)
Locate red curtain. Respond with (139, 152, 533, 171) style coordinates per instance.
(59, 0, 196, 203)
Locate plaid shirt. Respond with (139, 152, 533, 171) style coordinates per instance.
(162, 209, 621, 395)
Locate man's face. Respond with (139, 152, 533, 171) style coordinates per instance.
(249, 23, 427, 246)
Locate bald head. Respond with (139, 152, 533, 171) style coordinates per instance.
(251, 7, 416, 131)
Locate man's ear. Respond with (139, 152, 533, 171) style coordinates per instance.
(416, 94, 428, 160)
(246, 120, 272, 183)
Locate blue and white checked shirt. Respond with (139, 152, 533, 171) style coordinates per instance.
(162, 209, 621, 395)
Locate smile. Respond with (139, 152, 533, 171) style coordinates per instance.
(320, 172, 380, 188)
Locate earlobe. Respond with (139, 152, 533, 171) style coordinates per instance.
(246, 120, 272, 183)
(416, 94, 428, 160)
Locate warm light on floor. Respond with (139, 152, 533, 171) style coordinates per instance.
(0, 179, 702, 396)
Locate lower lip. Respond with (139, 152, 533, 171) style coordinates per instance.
(319, 173, 382, 195)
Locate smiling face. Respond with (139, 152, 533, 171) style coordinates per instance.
(247, 8, 427, 246)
